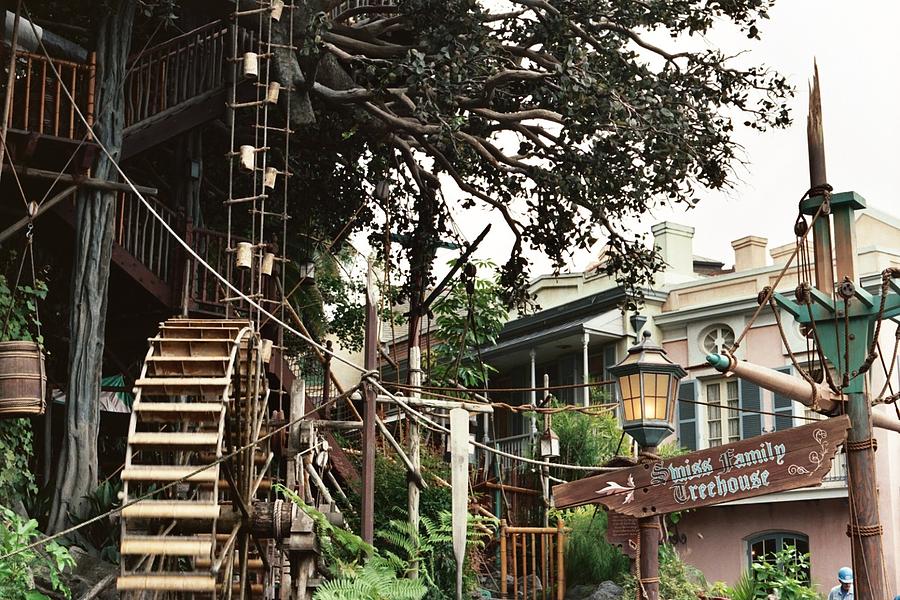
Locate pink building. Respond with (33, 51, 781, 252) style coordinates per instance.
(654, 210, 900, 592)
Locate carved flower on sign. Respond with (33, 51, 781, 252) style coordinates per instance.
(788, 427, 828, 477)
(597, 474, 636, 504)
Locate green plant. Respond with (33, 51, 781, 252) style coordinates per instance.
(73, 480, 122, 561)
(560, 507, 630, 587)
(549, 404, 622, 481)
(429, 261, 507, 389)
(0, 273, 46, 509)
(621, 544, 706, 600)
(725, 571, 756, 600)
(277, 485, 427, 600)
(377, 511, 496, 600)
(750, 546, 821, 600)
(0, 506, 75, 599)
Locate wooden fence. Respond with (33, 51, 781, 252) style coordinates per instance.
(499, 518, 567, 600)
(0, 48, 95, 140)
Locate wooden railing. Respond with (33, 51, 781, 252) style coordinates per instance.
(0, 48, 95, 140)
(124, 19, 237, 127)
(330, 0, 398, 20)
(114, 192, 178, 283)
(499, 518, 567, 600)
(488, 433, 533, 475)
(186, 226, 233, 311)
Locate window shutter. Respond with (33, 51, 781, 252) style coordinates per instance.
(773, 366, 794, 431)
(603, 344, 618, 401)
(740, 378, 762, 438)
(677, 380, 698, 451)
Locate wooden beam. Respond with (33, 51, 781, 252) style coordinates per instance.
(1, 164, 157, 195)
(0, 185, 76, 244)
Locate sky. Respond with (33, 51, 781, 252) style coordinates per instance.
(438, 1, 900, 276)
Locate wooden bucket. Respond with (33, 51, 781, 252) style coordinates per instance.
(0, 341, 47, 417)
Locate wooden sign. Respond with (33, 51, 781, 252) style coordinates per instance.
(606, 510, 639, 559)
(554, 415, 850, 517)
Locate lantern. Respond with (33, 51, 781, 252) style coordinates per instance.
(608, 330, 686, 448)
(539, 426, 559, 459)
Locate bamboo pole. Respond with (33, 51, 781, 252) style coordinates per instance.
(556, 518, 566, 600)
(0, 0, 23, 183)
(500, 520, 508, 599)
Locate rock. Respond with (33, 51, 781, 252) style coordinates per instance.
(515, 574, 542, 595)
(565, 581, 625, 600)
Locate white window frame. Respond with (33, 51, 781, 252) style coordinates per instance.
(703, 378, 740, 448)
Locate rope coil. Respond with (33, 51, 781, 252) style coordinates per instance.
(845, 438, 877, 452)
(846, 524, 883, 537)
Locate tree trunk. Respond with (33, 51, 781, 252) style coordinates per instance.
(47, 0, 136, 535)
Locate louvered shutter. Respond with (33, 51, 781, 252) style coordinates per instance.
(740, 378, 762, 438)
(773, 366, 795, 431)
(677, 380, 699, 451)
(603, 344, 618, 402)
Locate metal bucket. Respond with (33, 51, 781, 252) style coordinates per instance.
(0, 341, 46, 417)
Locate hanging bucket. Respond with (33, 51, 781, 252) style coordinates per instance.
(271, 0, 285, 22)
(0, 341, 46, 417)
(266, 81, 281, 104)
(235, 242, 253, 270)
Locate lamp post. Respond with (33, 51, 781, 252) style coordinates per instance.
(608, 331, 686, 600)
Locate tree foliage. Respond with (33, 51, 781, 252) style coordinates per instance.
(268, 0, 792, 311)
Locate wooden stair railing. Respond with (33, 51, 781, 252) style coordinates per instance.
(0, 47, 96, 142)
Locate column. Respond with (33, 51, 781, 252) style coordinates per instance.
(582, 332, 590, 407)
(529, 349, 537, 436)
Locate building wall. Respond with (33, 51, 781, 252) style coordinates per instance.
(676, 499, 852, 591)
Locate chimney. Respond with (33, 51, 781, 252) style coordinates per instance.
(731, 236, 768, 271)
(651, 222, 695, 278)
(770, 240, 811, 265)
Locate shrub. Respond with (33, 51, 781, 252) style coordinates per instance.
(750, 546, 821, 600)
(560, 507, 630, 587)
(0, 506, 75, 599)
(621, 544, 706, 600)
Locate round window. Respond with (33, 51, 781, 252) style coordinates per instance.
(701, 325, 735, 355)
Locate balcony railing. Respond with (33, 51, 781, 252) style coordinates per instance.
(823, 450, 847, 484)
(486, 432, 534, 476)
(0, 47, 95, 140)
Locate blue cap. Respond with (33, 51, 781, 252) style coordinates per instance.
(838, 566, 853, 583)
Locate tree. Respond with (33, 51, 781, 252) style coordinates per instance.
(256, 0, 791, 313)
(46, 0, 138, 534)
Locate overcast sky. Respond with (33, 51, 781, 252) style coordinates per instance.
(440, 1, 900, 276)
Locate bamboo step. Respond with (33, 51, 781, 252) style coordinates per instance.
(159, 325, 242, 340)
(120, 535, 212, 556)
(121, 501, 221, 520)
(121, 464, 220, 483)
(128, 432, 220, 448)
(150, 338, 234, 358)
(133, 401, 224, 422)
(117, 574, 216, 592)
(134, 377, 231, 395)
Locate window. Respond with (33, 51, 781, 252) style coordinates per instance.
(701, 325, 735, 355)
(705, 379, 739, 446)
(747, 532, 810, 582)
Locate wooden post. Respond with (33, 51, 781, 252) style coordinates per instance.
(806, 64, 835, 297)
(322, 341, 333, 420)
(500, 520, 508, 599)
(806, 65, 886, 599)
(637, 445, 659, 600)
(361, 258, 378, 545)
(0, 0, 22, 184)
(407, 345, 422, 578)
(287, 379, 305, 494)
(556, 518, 566, 600)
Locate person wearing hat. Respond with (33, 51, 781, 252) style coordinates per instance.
(827, 567, 853, 600)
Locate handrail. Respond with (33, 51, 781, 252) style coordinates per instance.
(126, 20, 228, 63)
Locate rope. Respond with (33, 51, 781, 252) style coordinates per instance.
(846, 524, 883, 537)
(845, 438, 877, 452)
(727, 194, 827, 354)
